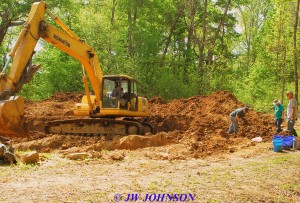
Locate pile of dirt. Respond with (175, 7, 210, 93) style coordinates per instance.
(25, 92, 84, 133)
(14, 131, 253, 160)
(149, 96, 167, 104)
(146, 91, 274, 139)
(14, 91, 275, 159)
(15, 132, 180, 153)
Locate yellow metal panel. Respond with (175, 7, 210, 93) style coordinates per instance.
(98, 109, 149, 117)
(4, 2, 46, 92)
(40, 24, 103, 108)
(81, 95, 96, 104)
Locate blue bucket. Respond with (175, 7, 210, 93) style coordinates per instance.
(282, 136, 294, 148)
(273, 136, 283, 152)
(273, 135, 283, 139)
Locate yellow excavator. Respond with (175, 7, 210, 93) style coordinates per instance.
(0, 1, 154, 138)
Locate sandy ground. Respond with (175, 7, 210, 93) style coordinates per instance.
(0, 142, 299, 203)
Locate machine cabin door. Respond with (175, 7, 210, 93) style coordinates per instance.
(102, 77, 131, 109)
(102, 77, 123, 108)
(129, 80, 138, 111)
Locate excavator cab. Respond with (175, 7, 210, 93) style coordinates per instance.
(102, 75, 138, 110)
(75, 75, 148, 118)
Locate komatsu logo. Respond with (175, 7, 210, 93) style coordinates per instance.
(53, 34, 70, 47)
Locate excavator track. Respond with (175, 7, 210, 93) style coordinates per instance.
(45, 118, 154, 136)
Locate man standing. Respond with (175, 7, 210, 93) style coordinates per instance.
(273, 99, 284, 133)
(227, 107, 249, 135)
(286, 91, 298, 136)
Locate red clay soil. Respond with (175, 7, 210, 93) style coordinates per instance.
(14, 91, 275, 159)
(147, 91, 274, 138)
(24, 92, 84, 134)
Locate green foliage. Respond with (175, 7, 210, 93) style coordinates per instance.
(0, 0, 299, 112)
(19, 44, 84, 100)
(232, 0, 299, 112)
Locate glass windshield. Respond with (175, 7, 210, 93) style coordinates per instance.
(102, 78, 129, 109)
(103, 79, 115, 98)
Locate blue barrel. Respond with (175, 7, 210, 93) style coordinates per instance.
(273, 136, 283, 152)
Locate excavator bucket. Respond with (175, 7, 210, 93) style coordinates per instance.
(0, 96, 28, 138)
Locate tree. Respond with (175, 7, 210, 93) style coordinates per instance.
(293, 0, 300, 101)
(238, 0, 272, 72)
(197, 0, 207, 95)
(1, 0, 299, 112)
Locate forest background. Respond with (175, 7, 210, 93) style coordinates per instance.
(1, 0, 300, 112)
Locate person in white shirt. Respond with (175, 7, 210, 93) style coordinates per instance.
(286, 91, 298, 136)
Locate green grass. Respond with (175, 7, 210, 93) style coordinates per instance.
(41, 153, 52, 160)
(281, 183, 300, 191)
(14, 149, 32, 155)
(101, 149, 109, 154)
(19, 163, 38, 171)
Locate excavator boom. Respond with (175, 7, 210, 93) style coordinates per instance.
(0, 2, 102, 137)
(0, 2, 46, 137)
(0, 2, 152, 138)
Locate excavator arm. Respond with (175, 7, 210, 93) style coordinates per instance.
(0, 2, 103, 137)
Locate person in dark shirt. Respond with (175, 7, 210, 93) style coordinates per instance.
(227, 107, 249, 135)
(273, 99, 284, 133)
(112, 85, 124, 98)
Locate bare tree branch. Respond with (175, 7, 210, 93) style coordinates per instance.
(9, 21, 25, 27)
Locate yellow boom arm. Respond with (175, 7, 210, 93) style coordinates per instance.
(0, 2, 103, 137)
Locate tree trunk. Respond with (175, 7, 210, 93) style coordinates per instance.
(281, 48, 286, 104)
(184, 0, 196, 84)
(207, 0, 231, 65)
(111, 0, 116, 24)
(127, 2, 139, 58)
(160, 4, 184, 67)
(107, 0, 117, 71)
(239, 4, 253, 74)
(0, 8, 11, 47)
(127, 8, 134, 58)
(0, 25, 9, 47)
(197, 0, 207, 95)
(277, 3, 282, 101)
(275, 26, 281, 96)
(293, 0, 300, 101)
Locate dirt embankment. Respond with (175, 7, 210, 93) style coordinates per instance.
(24, 92, 84, 134)
(147, 91, 273, 138)
(14, 91, 275, 159)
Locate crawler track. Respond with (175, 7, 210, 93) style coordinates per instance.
(45, 118, 154, 136)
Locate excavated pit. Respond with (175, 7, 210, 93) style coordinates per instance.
(13, 91, 275, 159)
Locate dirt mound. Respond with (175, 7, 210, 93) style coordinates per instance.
(13, 90, 275, 159)
(149, 96, 166, 104)
(15, 132, 180, 152)
(45, 92, 84, 102)
(25, 92, 85, 132)
(146, 91, 274, 139)
(14, 131, 252, 159)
